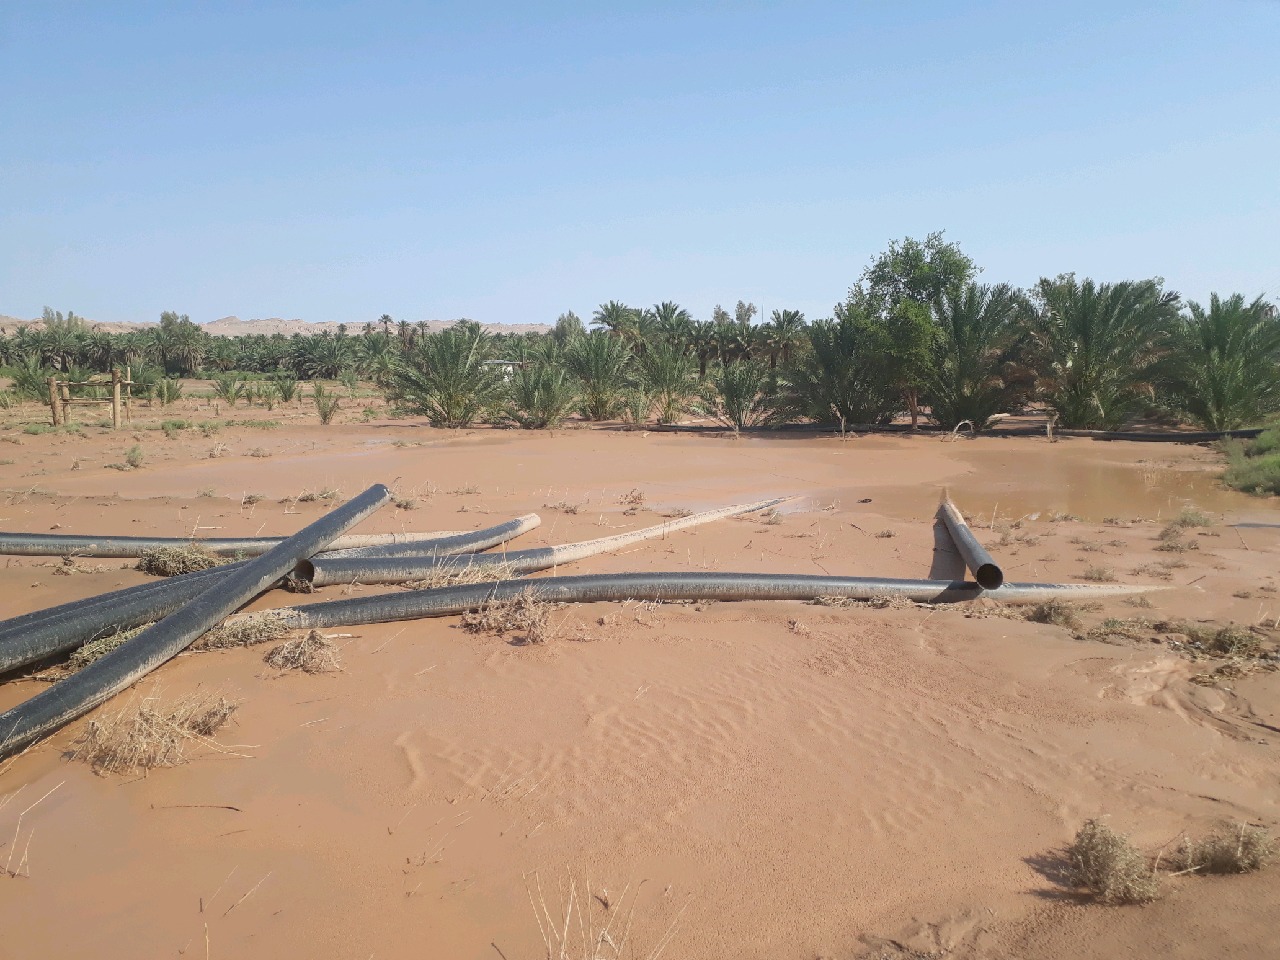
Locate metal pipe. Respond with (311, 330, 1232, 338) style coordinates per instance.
(0, 515, 542, 675)
(0, 528, 471, 558)
(938, 494, 1004, 590)
(321, 515, 539, 558)
(0, 484, 392, 758)
(265, 572, 1170, 631)
(301, 497, 789, 587)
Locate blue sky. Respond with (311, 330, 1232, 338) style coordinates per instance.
(2, 1, 1277, 327)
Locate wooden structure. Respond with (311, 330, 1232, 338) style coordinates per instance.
(48, 367, 134, 430)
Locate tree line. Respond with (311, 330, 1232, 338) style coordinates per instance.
(3, 233, 1277, 432)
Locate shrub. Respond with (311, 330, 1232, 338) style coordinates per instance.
(312, 383, 340, 424)
(137, 544, 221, 576)
(1065, 819, 1162, 904)
(211, 374, 245, 406)
(1176, 824, 1275, 874)
(1024, 599, 1082, 629)
(124, 444, 144, 469)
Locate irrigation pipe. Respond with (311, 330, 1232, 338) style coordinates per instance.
(0, 528, 481, 559)
(0, 515, 542, 676)
(0, 484, 392, 759)
(937, 494, 1004, 590)
(299, 497, 790, 587)
(260, 572, 1171, 631)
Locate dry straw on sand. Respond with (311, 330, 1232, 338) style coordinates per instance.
(263, 630, 342, 674)
(461, 590, 554, 643)
(69, 692, 238, 775)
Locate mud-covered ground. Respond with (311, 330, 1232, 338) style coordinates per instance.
(1, 398, 1278, 959)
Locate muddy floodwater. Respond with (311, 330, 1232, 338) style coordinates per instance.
(1, 416, 1278, 960)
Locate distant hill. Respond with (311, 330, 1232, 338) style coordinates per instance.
(0, 314, 549, 337)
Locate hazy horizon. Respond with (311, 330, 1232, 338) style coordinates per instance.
(3, 1, 1277, 327)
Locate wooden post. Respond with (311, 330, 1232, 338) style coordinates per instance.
(124, 365, 132, 422)
(58, 381, 70, 426)
(47, 378, 60, 426)
(111, 369, 122, 430)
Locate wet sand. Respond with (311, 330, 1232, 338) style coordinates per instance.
(1, 412, 1278, 959)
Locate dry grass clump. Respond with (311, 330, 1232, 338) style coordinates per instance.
(811, 593, 913, 609)
(1024, 599, 1083, 630)
(404, 559, 514, 589)
(69, 692, 238, 775)
(67, 625, 148, 670)
(263, 630, 342, 674)
(461, 590, 553, 644)
(617, 488, 645, 506)
(136, 544, 222, 576)
(543, 499, 583, 514)
(192, 612, 288, 650)
(1155, 527, 1199, 553)
(1175, 824, 1276, 875)
(1182, 622, 1263, 658)
(874, 529, 896, 538)
(1080, 565, 1117, 583)
(1065, 819, 1162, 904)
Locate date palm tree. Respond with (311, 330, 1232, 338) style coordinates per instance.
(1164, 293, 1280, 430)
(924, 283, 1031, 430)
(639, 339, 698, 423)
(1029, 275, 1180, 429)
(387, 326, 502, 428)
(565, 329, 632, 420)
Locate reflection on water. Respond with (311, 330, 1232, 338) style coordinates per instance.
(946, 457, 1266, 523)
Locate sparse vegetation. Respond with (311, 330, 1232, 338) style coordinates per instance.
(1080, 565, 1117, 583)
(1024, 599, 1083, 630)
(193, 612, 288, 650)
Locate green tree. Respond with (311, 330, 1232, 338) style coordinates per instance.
(782, 309, 900, 429)
(925, 283, 1031, 429)
(155, 311, 206, 376)
(638, 339, 698, 423)
(1164, 294, 1280, 430)
(552, 310, 586, 346)
(856, 231, 978, 308)
(1029, 275, 1180, 429)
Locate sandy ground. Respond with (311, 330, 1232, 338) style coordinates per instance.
(1, 403, 1278, 959)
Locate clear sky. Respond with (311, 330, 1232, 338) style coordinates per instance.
(2, 1, 1277, 327)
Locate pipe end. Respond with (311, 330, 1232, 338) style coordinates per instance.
(976, 564, 1004, 590)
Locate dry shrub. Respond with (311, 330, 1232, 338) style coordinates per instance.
(193, 612, 287, 650)
(1024, 599, 1082, 630)
(1176, 825, 1275, 874)
(543, 499, 582, 514)
(461, 590, 552, 643)
(136, 544, 221, 576)
(70, 693, 238, 775)
(263, 630, 342, 674)
(874, 529, 896, 539)
(617, 488, 645, 506)
(1065, 819, 1162, 904)
(405, 560, 513, 589)
(1081, 565, 1117, 583)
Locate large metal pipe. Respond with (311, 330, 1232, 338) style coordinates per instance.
(301, 497, 789, 587)
(0, 528, 469, 558)
(938, 495, 1004, 590)
(321, 515, 539, 558)
(263, 572, 1170, 631)
(0, 515, 542, 676)
(0, 485, 392, 759)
